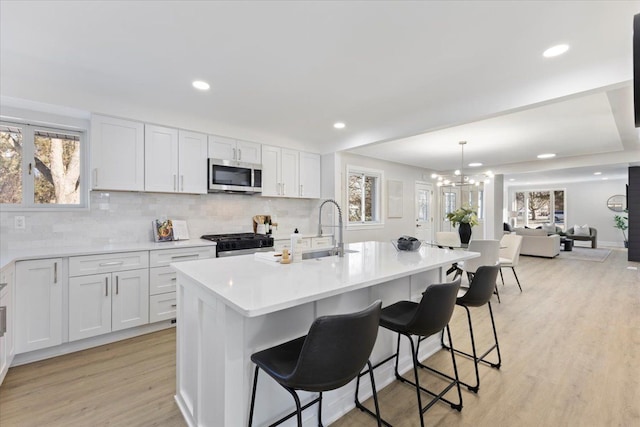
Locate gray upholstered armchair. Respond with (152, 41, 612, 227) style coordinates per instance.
(566, 227, 597, 248)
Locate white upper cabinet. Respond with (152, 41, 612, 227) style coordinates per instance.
(280, 148, 299, 197)
(178, 130, 208, 194)
(145, 125, 179, 193)
(91, 115, 145, 191)
(208, 135, 261, 164)
(299, 152, 321, 199)
(145, 126, 207, 194)
(262, 146, 319, 198)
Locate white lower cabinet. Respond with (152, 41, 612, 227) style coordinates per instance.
(69, 253, 150, 342)
(15, 259, 63, 353)
(0, 264, 15, 385)
(148, 247, 216, 322)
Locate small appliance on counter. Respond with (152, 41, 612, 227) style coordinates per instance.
(200, 233, 274, 257)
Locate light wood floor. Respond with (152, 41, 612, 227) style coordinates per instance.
(1, 248, 638, 426)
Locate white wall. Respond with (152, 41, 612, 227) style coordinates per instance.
(506, 178, 628, 247)
(334, 152, 436, 244)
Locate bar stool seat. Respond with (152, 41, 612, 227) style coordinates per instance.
(248, 300, 383, 427)
(356, 278, 462, 427)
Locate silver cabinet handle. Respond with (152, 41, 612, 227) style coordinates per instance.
(171, 277, 177, 281)
(171, 254, 197, 260)
(300, 184, 303, 196)
(54, 262, 58, 284)
(0, 306, 6, 337)
(238, 148, 242, 160)
(232, 148, 236, 160)
(105, 277, 109, 296)
(115, 275, 119, 295)
(99, 261, 124, 267)
(173, 174, 177, 191)
(94, 168, 98, 188)
(170, 304, 177, 308)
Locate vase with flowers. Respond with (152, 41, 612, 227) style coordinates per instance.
(446, 205, 479, 244)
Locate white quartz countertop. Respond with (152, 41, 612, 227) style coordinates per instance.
(172, 241, 478, 317)
(0, 239, 217, 270)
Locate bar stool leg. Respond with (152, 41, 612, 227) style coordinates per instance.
(248, 366, 260, 427)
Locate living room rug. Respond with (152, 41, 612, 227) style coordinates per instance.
(557, 247, 612, 262)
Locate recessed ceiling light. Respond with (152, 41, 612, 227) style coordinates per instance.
(192, 80, 210, 90)
(537, 153, 556, 159)
(543, 44, 569, 58)
(468, 162, 483, 167)
(593, 172, 602, 175)
(333, 122, 346, 129)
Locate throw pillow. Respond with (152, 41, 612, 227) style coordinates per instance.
(574, 224, 590, 236)
(541, 223, 557, 233)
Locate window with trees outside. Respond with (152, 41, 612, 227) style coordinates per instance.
(513, 190, 565, 229)
(1, 122, 86, 209)
(347, 166, 382, 226)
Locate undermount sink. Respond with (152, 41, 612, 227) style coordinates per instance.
(301, 248, 359, 260)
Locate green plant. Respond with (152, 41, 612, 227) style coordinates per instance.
(447, 206, 479, 227)
(613, 213, 628, 242)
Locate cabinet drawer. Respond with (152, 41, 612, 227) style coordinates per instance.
(150, 292, 177, 323)
(69, 251, 149, 277)
(311, 236, 333, 248)
(149, 247, 216, 268)
(149, 266, 176, 295)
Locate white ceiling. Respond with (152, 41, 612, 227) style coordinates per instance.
(1, 1, 639, 185)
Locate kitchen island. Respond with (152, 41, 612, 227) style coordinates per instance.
(172, 241, 478, 427)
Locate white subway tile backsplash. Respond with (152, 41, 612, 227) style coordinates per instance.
(0, 192, 319, 256)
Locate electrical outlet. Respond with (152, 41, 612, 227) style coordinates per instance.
(14, 216, 25, 230)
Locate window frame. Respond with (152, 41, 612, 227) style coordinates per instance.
(346, 164, 384, 229)
(1, 120, 89, 211)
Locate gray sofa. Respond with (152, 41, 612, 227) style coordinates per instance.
(513, 228, 560, 258)
(566, 227, 597, 248)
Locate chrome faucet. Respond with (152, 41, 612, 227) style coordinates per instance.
(318, 199, 344, 257)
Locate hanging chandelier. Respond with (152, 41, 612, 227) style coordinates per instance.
(431, 141, 493, 187)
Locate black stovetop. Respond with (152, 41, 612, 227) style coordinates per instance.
(201, 232, 274, 252)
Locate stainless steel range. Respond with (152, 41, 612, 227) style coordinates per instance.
(201, 232, 274, 257)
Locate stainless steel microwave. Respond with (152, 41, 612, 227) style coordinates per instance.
(208, 158, 262, 193)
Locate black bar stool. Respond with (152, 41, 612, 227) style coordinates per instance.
(356, 278, 463, 427)
(248, 300, 383, 427)
(441, 265, 502, 393)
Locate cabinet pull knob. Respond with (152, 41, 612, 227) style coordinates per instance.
(171, 277, 177, 281)
(54, 262, 58, 284)
(170, 304, 177, 308)
(105, 277, 109, 296)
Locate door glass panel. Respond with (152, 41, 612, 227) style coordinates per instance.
(33, 129, 81, 204)
(0, 125, 23, 204)
(417, 189, 428, 221)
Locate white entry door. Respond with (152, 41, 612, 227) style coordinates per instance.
(415, 182, 433, 241)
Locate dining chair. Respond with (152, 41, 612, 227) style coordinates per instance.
(460, 239, 501, 302)
(435, 232, 463, 277)
(499, 234, 523, 292)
